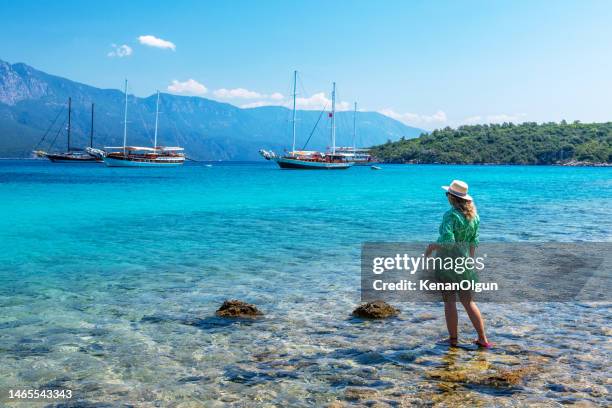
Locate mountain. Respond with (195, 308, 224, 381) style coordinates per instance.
(371, 122, 612, 164)
(0, 59, 424, 159)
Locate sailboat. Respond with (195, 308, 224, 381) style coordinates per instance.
(260, 71, 352, 170)
(334, 102, 377, 165)
(101, 81, 185, 167)
(35, 98, 101, 162)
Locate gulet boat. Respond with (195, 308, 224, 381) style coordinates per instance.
(333, 102, 377, 165)
(100, 81, 185, 167)
(259, 71, 352, 170)
(35, 98, 101, 163)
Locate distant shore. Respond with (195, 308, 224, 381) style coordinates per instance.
(2, 157, 612, 167)
(379, 160, 612, 167)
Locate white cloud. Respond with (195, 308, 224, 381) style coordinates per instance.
(241, 101, 274, 109)
(240, 91, 350, 111)
(379, 109, 448, 126)
(461, 113, 527, 125)
(213, 88, 262, 99)
(138, 35, 176, 51)
(380, 110, 528, 128)
(294, 92, 351, 111)
(213, 88, 286, 101)
(167, 79, 207, 95)
(107, 44, 132, 58)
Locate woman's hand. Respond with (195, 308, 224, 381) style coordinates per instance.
(425, 243, 439, 257)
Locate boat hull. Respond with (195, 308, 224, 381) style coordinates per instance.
(45, 153, 101, 163)
(275, 157, 353, 170)
(103, 156, 185, 167)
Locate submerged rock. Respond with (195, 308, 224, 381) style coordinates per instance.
(427, 363, 540, 388)
(352, 301, 399, 319)
(215, 300, 263, 318)
(344, 387, 379, 401)
(484, 365, 539, 387)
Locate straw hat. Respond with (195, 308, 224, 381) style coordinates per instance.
(442, 180, 473, 201)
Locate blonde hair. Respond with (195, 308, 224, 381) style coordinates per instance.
(447, 193, 477, 221)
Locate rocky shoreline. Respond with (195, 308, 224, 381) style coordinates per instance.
(554, 160, 612, 167)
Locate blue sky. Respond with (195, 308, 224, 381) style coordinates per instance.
(1, 0, 612, 129)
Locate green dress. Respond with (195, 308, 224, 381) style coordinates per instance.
(434, 208, 480, 284)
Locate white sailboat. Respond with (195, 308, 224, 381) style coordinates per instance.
(334, 101, 377, 165)
(101, 81, 185, 167)
(260, 71, 352, 170)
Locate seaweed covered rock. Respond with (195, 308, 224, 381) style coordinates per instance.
(215, 300, 263, 318)
(427, 363, 540, 387)
(352, 301, 399, 319)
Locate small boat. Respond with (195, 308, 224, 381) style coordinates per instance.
(101, 81, 185, 167)
(259, 149, 276, 160)
(336, 147, 378, 166)
(260, 72, 352, 170)
(35, 98, 101, 163)
(334, 102, 378, 166)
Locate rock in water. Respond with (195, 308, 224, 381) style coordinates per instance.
(216, 300, 263, 318)
(352, 301, 399, 319)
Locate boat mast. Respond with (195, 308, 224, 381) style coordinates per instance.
(291, 70, 297, 154)
(154, 90, 160, 149)
(353, 101, 357, 151)
(67, 97, 71, 151)
(123, 79, 128, 155)
(331, 82, 336, 154)
(90, 103, 94, 148)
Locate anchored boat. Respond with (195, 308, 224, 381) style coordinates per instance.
(34, 98, 101, 163)
(259, 71, 352, 170)
(335, 147, 377, 166)
(274, 151, 353, 169)
(101, 81, 185, 167)
(102, 146, 185, 167)
(333, 102, 377, 165)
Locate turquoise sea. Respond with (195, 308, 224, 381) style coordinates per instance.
(0, 160, 610, 407)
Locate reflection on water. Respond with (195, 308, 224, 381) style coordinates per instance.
(0, 161, 610, 406)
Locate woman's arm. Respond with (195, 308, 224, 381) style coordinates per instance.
(427, 211, 456, 257)
(438, 211, 456, 244)
(425, 243, 439, 257)
(470, 218, 479, 258)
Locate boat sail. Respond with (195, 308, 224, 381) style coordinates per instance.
(259, 71, 352, 170)
(35, 98, 101, 162)
(101, 80, 185, 167)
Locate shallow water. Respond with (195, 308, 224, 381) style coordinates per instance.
(0, 160, 610, 406)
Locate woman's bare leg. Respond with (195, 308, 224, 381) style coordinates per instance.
(443, 293, 458, 344)
(459, 292, 488, 343)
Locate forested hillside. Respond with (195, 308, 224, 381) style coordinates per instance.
(371, 122, 612, 164)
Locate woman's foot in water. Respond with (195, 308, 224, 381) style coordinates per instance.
(449, 337, 459, 347)
(474, 337, 493, 348)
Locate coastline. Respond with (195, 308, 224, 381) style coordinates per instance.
(377, 160, 612, 167)
(2, 157, 612, 167)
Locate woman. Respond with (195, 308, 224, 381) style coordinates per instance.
(425, 180, 491, 348)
